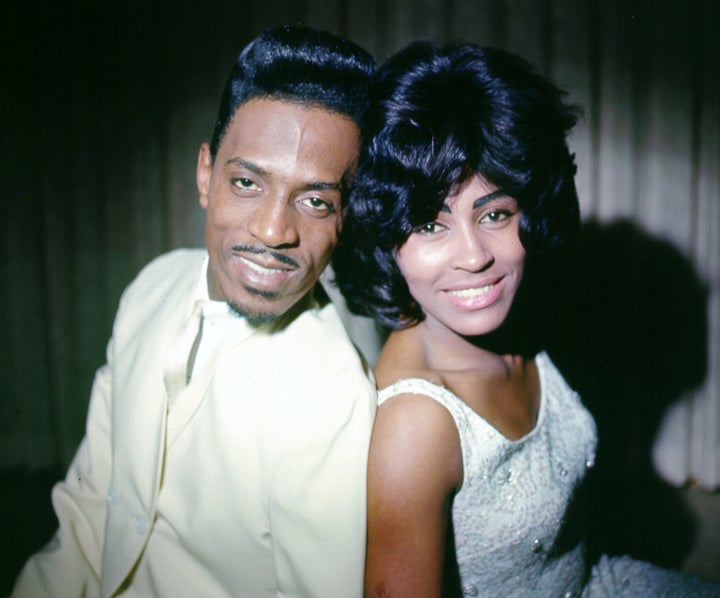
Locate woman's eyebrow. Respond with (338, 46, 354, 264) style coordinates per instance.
(441, 188, 507, 213)
(473, 188, 506, 209)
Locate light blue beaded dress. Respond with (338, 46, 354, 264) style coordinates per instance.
(378, 352, 719, 597)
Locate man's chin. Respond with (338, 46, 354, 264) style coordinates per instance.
(227, 301, 279, 327)
(226, 286, 314, 328)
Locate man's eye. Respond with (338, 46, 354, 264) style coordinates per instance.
(300, 196, 335, 213)
(233, 178, 260, 191)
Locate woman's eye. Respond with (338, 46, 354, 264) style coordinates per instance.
(413, 222, 441, 235)
(480, 210, 512, 224)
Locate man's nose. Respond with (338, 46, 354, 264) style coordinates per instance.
(247, 199, 300, 248)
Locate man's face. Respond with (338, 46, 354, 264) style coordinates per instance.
(197, 98, 360, 325)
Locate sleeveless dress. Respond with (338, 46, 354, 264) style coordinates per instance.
(378, 352, 719, 597)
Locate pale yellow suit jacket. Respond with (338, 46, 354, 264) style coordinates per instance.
(12, 249, 377, 597)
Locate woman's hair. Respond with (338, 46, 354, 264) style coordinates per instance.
(210, 25, 376, 161)
(333, 41, 582, 329)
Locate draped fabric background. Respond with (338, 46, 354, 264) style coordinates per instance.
(1, 0, 717, 495)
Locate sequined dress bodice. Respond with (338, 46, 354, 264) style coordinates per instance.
(378, 352, 597, 597)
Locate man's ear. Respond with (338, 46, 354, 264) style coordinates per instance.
(197, 142, 213, 209)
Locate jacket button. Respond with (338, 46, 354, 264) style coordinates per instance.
(107, 487, 121, 505)
(133, 514, 149, 534)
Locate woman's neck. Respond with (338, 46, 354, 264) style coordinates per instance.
(382, 320, 510, 378)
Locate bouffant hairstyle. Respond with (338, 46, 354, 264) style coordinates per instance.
(333, 42, 582, 329)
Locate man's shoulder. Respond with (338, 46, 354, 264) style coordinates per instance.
(265, 301, 373, 381)
(295, 302, 362, 356)
(136, 248, 205, 282)
(252, 302, 376, 421)
(123, 249, 205, 301)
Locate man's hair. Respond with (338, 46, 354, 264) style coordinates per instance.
(209, 25, 377, 160)
(333, 42, 582, 329)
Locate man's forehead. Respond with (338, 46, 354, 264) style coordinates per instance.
(228, 96, 358, 134)
(217, 98, 360, 182)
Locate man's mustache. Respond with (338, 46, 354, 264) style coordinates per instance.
(231, 245, 300, 269)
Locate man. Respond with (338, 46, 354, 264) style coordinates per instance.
(13, 26, 377, 597)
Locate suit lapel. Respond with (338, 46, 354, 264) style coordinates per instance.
(101, 251, 204, 597)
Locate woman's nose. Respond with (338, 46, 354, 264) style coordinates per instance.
(451, 229, 493, 272)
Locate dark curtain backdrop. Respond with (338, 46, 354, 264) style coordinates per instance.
(1, 0, 718, 492)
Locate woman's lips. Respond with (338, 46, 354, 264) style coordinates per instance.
(443, 277, 504, 310)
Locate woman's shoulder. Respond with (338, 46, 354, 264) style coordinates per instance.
(375, 327, 436, 383)
(371, 376, 463, 492)
(373, 327, 453, 414)
(376, 361, 454, 411)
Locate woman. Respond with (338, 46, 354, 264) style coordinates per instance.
(333, 42, 719, 597)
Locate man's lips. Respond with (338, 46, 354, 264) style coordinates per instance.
(238, 255, 291, 276)
(227, 246, 301, 296)
(231, 245, 300, 274)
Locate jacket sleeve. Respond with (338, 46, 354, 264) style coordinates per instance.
(270, 378, 376, 598)
(11, 339, 116, 597)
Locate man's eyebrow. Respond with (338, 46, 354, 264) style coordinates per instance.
(303, 181, 343, 192)
(440, 188, 507, 213)
(226, 157, 269, 177)
(225, 158, 343, 192)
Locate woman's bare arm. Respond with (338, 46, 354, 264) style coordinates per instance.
(365, 394, 463, 598)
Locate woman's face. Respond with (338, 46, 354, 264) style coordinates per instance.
(395, 174, 526, 338)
